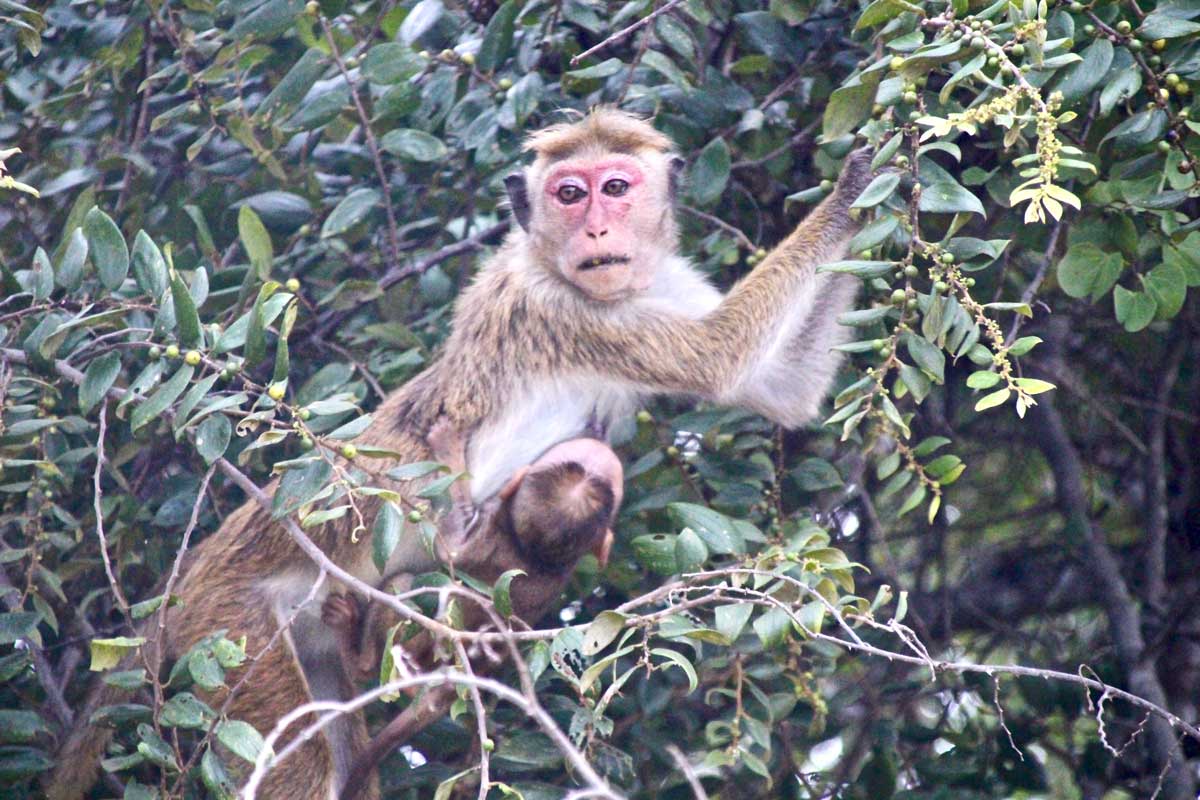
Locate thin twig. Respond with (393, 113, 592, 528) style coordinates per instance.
(569, 0, 687, 66)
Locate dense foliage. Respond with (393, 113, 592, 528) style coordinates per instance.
(2, 0, 1199, 798)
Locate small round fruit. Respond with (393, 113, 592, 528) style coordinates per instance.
(666, 445, 680, 458)
(1152, 39, 1167, 52)
(636, 409, 653, 424)
(299, 435, 314, 450)
(1011, 43, 1025, 57)
(755, 247, 767, 259)
(344, 55, 359, 68)
(871, 338, 887, 351)
(890, 55, 905, 70)
(890, 289, 907, 305)
(220, 368, 234, 380)
(340, 444, 358, 459)
(419, 50, 430, 59)
(908, 110, 922, 122)
(1116, 20, 1132, 35)
(498, 77, 513, 90)
(285, 277, 301, 292)
(184, 350, 201, 366)
(902, 90, 918, 104)
(1166, 73, 1181, 87)
(304, 0, 319, 14)
(483, 738, 494, 752)
(1176, 82, 1190, 96)
(408, 509, 423, 523)
(1180, 108, 1191, 120)
(895, 154, 910, 168)
(1158, 88, 1171, 101)
(1149, 55, 1162, 67)
(267, 383, 286, 401)
(298, 408, 312, 421)
(940, 252, 955, 265)
(964, 277, 976, 288)
(873, 103, 886, 116)
(904, 264, 919, 278)
(1158, 140, 1173, 153)
(149, 346, 162, 360)
(877, 346, 892, 358)
(1129, 39, 1143, 51)
(934, 280, 949, 293)
(970, 36, 985, 51)
(1068, 0, 1083, 10)
(1083, 24, 1096, 36)
(440, 48, 455, 61)
(460, 52, 475, 66)
(1179, 161, 1193, 174)
(165, 344, 180, 359)
(987, 55, 999, 68)
(819, 179, 834, 192)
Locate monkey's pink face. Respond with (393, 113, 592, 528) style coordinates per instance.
(541, 157, 658, 302)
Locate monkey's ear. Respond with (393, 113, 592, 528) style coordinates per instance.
(504, 173, 531, 231)
(592, 529, 613, 569)
(499, 466, 530, 501)
(667, 156, 686, 205)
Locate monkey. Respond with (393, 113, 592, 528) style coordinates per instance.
(46, 108, 873, 800)
(325, 421, 624, 800)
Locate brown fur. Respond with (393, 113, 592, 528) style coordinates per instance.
(45, 110, 871, 800)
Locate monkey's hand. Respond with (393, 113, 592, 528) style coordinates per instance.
(322, 593, 361, 646)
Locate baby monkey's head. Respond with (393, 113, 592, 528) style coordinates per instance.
(504, 438, 623, 572)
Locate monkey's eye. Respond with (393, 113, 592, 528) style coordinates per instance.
(556, 185, 586, 204)
(602, 178, 629, 197)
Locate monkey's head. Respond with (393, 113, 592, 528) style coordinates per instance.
(505, 109, 685, 303)
(499, 437, 623, 571)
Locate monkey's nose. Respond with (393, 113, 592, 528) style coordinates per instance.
(586, 228, 609, 239)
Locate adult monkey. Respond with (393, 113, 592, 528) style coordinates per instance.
(46, 109, 872, 800)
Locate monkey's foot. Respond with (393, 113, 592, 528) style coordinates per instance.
(321, 593, 360, 637)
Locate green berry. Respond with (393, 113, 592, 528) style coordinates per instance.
(304, 0, 319, 15)
(877, 346, 892, 359)
(149, 346, 162, 360)
(298, 408, 312, 420)
(1011, 43, 1025, 57)
(165, 344, 180, 359)
(285, 277, 301, 292)
(940, 252, 955, 265)
(890, 289, 907, 305)
(636, 410, 652, 424)
(267, 383, 286, 401)
(1158, 140, 1173, 153)
(184, 350, 201, 366)
(970, 36, 986, 51)
(1129, 39, 1143, 51)
(890, 56, 904, 70)
(1116, 20, 1132, 35)
(902, 91, 918, 105)
(299, 435, 314, 450)
(1152, 39, 1167, 51)
(498, 77, 513, 90)
(908, 110, 922, 121)
(934, 280, 949, 293)
(895, 154, 909, 168)
(1083, 24, 1096, 36)
(964, 277, 976, 288)
(1068, 1, 1083, 11)
(667, 445, 680, 458)
(460, 52, 475, 66)
(408, 509, 423, 523)
(340, 444, 358, 459)
(755, 247, 768, 259)
(819, 179, 834, 192)
(1149, 55, 1162, 67)
(904, 264, 919, 278)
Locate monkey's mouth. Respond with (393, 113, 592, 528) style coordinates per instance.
(577, 255, 630, 271)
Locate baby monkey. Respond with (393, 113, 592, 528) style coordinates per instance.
(325, 421, 623, 799)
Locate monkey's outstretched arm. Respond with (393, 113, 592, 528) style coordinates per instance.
(559, 149, 874, 427)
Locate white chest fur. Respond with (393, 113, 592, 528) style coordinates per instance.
(466, 373, 641, 502)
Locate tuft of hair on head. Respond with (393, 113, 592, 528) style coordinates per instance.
(523, 106, 675, 164)
(509, 460, 615, 570)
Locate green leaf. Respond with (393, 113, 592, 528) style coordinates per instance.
(674, 527, 708, 573)
(565, 57, 623, 79)
(823, 82, 874, 140)
(238, 205, 274, 281)
(940, 51, 986, 104)
(631, 534, 678, 575)
(476, 0, 518, 71)
(919, 180, 985, 217)
(491, 569, 525, 618)
(1113, 285, 1157, 332)
(715, 602, 753, 642)
(1057, 243, 1123, 301)
(216, 720, 266, 764)
(903, 334, 945, 383)
(84, 207, 129, 291)
(170, 271, 202, 348)
(1139, 11, 1200, 39)
(79, 352, 121, 414)
(897, 484, 926, 517)
(201, 748, 236, 800)
(130, 230, 167, 298)
(1056, 39, 1112, 102)
(651, 647, 699, 692)
(195, 414, 231, 465)
(689, 137, 730, 207)
(371, 501, 404, 574)
(257, 47, 326, 118)
(89, 636, 146, 671)
(752, 607, 791, 649)
(245, 282, 279, 366)
(56, 227, 88, 291)
(379, 129, 448, 162)
(792, 457, 843, 491)
(321, 188, 380, 237)
(851, 172, 900, 209)
(361, 43, 424, 85)
(974, 388, 1010, 412)
(29, 247, 53, 301)
(582, 610, 629, 656)
(130, 365, 194, 433)
(966, 370, 1000, 389)
(1142, 261, 1187, 319)
(0, 710, 50, 744)
(855, 0, 907, 30)
(817, 260, 896, 278)
(160, 692, 214, 729)
(668, 503, 744, 555)
(272, 458, 333, 519)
